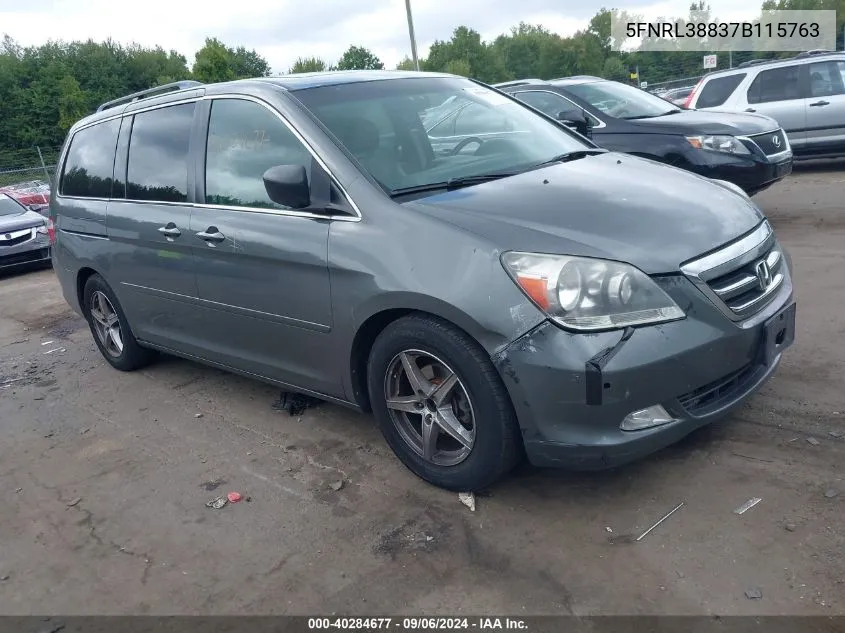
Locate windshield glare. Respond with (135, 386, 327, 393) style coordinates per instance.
(565, 81, 678, 119)
(292, 77, 590, 193)
(0, 195, 25, 216)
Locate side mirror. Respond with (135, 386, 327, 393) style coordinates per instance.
(262, 164, 310, 209)
(557, 109, 591, 136)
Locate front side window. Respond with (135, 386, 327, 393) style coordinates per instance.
(291, 76, 589, 193)
(126, 103, 195, 202)
(514, 91, 600, 125)
(808, 61, 844, 97)
(204, 99, 313, 209)
(747, 66, 802, 104)
(696, 74, 746, 108)
(60, 119, 120, 198)
(564, 81, 678, 119)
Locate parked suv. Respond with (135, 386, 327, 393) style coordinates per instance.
(52, 72, 796, 491)
(495, 77, 793, 195)
(685, 51, 845, 159)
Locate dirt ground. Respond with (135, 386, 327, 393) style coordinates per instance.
(0, 164, 843, 616)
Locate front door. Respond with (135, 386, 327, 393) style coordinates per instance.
(743, 64, 807, 152)
(803, 59, 845, 155)
(189, 97, 339, 396)
(106, 103, 200, 348)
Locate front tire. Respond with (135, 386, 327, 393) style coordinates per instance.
(82, 274, 155, 371)
(367, 314, 521, 491)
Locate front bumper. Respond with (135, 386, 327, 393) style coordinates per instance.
(0, 229, 51, 270)
(684, 149, 793, 196)
(493, 272, 794, 471)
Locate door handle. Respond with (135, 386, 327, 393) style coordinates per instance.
(196, 227, 226, 245)
(744, 108, 756, 113)
(158, 223, 181, 240)
(809, 100, 830, 107)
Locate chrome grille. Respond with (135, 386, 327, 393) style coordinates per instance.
(748, 129, 788, 156)
(707, 246, 784, 315)
(0, 227, 35, 247)
(681, 221, 788, 321)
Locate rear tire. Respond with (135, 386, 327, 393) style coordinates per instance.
(367, 314, 521, 491)
(82, 274, 155, 371)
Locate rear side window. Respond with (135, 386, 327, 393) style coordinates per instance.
(514, 91, 600, 126)
(696, 74, 746, 108)
(747, 66, 802, 104)
(808, 61, 844, 97)
(60, 119, 120, 198)
(126, 103, 195, 202)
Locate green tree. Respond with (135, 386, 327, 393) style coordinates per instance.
(425, 26, 510, 83)
(192, 38, 235, 82)
(336, 45, 384, 70)
(445, 58, 471, 76)
(396, 56, 418, 70)
(57, 75, 87, 133)
(192, 37, 270, 82)
(288, 56, 328, 73)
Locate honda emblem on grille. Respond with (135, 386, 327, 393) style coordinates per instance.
(755, 260, 772, 291)
(772, 135, 781, 148)
(3, 233, 10, 240)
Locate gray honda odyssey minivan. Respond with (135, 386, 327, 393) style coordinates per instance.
(51, 71, 796, 491)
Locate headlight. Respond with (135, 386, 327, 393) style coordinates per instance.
(686, 135, 750, 155)
(501, 252, 685, 331)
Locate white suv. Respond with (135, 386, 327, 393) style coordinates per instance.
(686, 51, 845, 159)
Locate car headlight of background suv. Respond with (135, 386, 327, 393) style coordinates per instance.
(502, 252, 685, 331)
(686, 135, 751, 155)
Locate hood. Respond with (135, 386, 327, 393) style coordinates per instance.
(625, 109, 780, 136)
(407, 153, 763, 274)
(0, 208, 47, 233)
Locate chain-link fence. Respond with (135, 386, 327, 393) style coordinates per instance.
(0, 147, 60, 189)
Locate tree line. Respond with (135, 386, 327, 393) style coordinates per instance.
(1, 0, 843, 160)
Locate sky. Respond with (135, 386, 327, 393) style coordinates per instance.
(0, 0, 765, 73)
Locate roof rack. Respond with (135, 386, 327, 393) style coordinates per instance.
(96, 80, 205, 112)
(737, 59, 771, 68)
(793, 49, 839, 58)
(492, 78, 544, 88)
(552, 75, 603, 82)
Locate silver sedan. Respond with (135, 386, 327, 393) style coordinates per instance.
(0, 193, 52, 271)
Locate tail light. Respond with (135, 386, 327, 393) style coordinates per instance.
(37, 218, 56, 244)
(683, 79, 703, 109)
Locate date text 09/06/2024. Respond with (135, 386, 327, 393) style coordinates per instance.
(626, 21, 821, 39)
(307, 617, 529, 630)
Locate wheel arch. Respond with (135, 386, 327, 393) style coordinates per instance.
(348, 293, 509, 411)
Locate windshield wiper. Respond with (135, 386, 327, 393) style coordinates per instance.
(534, 149, 607, 167)
(625, 109, 682, 119)
(389, 170, 523, 198)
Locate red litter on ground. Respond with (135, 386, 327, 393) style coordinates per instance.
(227, 492, 242, 503)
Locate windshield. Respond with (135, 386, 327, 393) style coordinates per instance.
(565, 81, 680, 119)
(291, 76, 590, 194)
(0, 194, 25, 216)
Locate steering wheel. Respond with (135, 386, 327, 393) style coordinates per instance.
(450, 136, 484, 156)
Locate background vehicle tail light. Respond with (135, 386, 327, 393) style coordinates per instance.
(683, 79, 702, 109)
(37, 218, 56, 244)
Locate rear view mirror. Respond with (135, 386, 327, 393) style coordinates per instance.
(263, 165, 310, 209)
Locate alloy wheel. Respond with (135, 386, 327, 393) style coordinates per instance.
(383, 349, 476, 467)
(89, 290, 124, 358)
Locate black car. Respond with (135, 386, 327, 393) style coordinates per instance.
(494, 77, 794, 195)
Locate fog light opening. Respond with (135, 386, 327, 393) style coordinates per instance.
(620, 404, 676, 431)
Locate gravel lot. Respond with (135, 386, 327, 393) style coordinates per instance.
(1, 164, 843, 616)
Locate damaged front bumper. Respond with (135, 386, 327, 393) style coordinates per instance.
(493, 274, 795, 471)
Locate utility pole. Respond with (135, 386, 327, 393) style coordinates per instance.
(405, 0, 420, 71)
